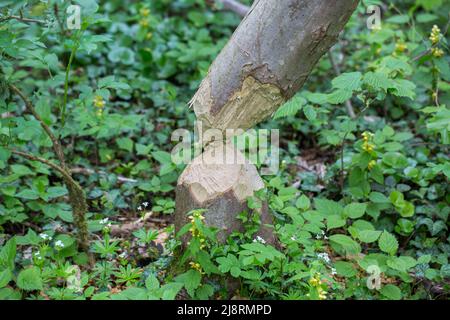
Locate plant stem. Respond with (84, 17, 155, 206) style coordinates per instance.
(61, 40, 79, 128)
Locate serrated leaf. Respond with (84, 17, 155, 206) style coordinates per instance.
(17, 267, 43, 291)
(344, 203, 367, 219)
(329, 234, 361, 255)
(273, 95, 306, 119)
(358, 230, 382, 243)
(326, 89, 353, 104)
(378, 231, 398, 255)
(332, 72, 362, 91)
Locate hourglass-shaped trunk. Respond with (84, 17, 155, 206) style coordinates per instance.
(175, 0, 360, 244)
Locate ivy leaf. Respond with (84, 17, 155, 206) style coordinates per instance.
(378, 231, 398, 255)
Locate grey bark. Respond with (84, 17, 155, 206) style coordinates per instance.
(218, 0, 250, 17)
(176, 0, 360, 245)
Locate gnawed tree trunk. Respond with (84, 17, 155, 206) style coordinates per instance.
(175, 0, 359, 244)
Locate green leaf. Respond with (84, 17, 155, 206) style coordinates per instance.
(273, 95, 306, 119)
(380, 284, 402, 300)
(331, 72, 362, 91)
(378, 231, 398, 255)
(363, 71, 393, 92)
(16, 189, 39, 200)
(343, 203, 367, 219)
(329, 234, 361, 255)
(303, 105, 317, 121)
(0, 238, 16, 271)
(151, 151, 172, 164)
(16, 267, 43, 291)
(175, 270, 201, 297)
(295, 195, 311, 210)
(327, 215, 346, 230)
(314, 198, 343, 217)
(0, 269, 12, 288)
(358, 230, 382, 243)
(326, 89, 353, 104)
(334, 261, 357, 277)
(116, 137, 134, 152)
(369, 192, 390, 203)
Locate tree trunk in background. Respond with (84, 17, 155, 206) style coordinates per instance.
(175, 0, 360, 244)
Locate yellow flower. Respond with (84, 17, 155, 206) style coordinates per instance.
(395, 42, 407, 53)
(429, 25, 441, 45)
(431, 47, 444, 58)
(368, 160, 376, 171)
(93, 95, 105, 108)
(140, 8, 150, 17)
(146, 32, 153, 40)
(189, 262, 204, 274)
(139, 19, 149, 28)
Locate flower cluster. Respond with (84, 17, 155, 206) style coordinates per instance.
(431, 47, 444, 58)
(315, 230, 328, 240)
(93, 95, 105, 117)
(137, 201, 149, 211)
(308, 272, 327, 300)
(362, 131, 375, 152)
(39, 233, 52, 241)
(429, 25, 441, 45)
(188, 211, 206, 250)
(54, 240, 65, 250)
(395, 41, 407, 53)
(368, 159, 377, 171)
(189, 262, 204, 274)
(139, 7, 151, 28)
(253, 236, 266, 244)
(317, 252, 331, 264)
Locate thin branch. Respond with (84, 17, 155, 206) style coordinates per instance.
(328, 50, 356, 118)
(10, 150, 75, 185)
(9, 84, 67, 169)
(412, 15, 450, 62)
(0, 15, 47, 24)
(215, 0, 250, 17)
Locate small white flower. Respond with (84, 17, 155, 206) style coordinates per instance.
(331, 268, 337, 275)
(316, 234, 322, 240)
(34, 252, 43, 260)
(137, 206, 142, 211)
(39, 233, 51, 241)
(253, 236, 266, 244)
(324, 235, 329, 240)
(142, 202, 149, 208)
(291, 236, 297, 241)
(321, 230, 326, 235)
(54, 240, 65, 249)
(318, 252, 331, 263)
(99, 218, 109, 225)
(118, 252, 127, 258)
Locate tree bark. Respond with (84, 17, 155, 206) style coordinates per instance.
(176, 0, 359, 244)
